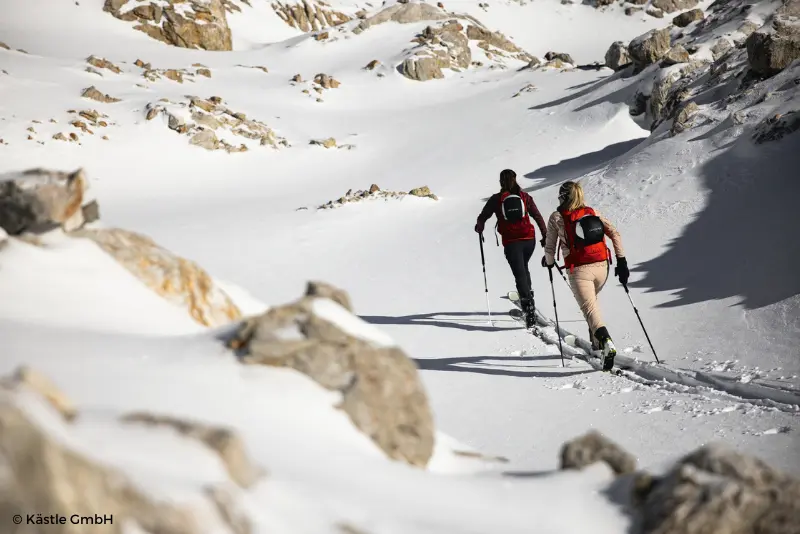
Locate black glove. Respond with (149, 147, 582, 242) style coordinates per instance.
(615, 256, 629, 286)
(540, 238, 546, 248)
(541, 256, 553, 269)
(475, 221, 484, 233)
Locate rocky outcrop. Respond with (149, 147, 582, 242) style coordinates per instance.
(0, 377, 201, 534)
(121, 413, 265, 488)
(746, 20, 800, 76)
(670, 101, 699, 135)
(634, 444, 800, 534)
(559, 430, 636, 476)
(354, 2, 448, 33)
(557, 431, 800, 534)
(545, 51, 575, 65)
(466, 25, 533, 62)
(226, 284, 436, 467)
(0, 168, 94, 235)
(144, 96, 287, 153)
(401, 19, 532, 81)
(70, 227, 243, 328)
(605, 41, 632, 70)
(82, 86, 121, 103)
(103, 0, 232, 51)
(629, 28, 672, 71)
(672, 8, 704, 27)
(271, 0, 351, 32)
(86, 55, 121, 74)
(662, 45, 690, 66)
(316, 184, 439, 209)
(651, 0, 698, 14)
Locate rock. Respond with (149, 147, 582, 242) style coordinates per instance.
(52, 132, 68, 142)
(121, 413, 264, 488)
(672, 8, 703, 27)
(559, 430, 636, 476)
(305, 280, 353, 311)
(670, 101, 699, 135)
(291, 73, 303, 83)
(629, 28, 672, 70)
(0, 168, 88, 235)
(196, 68, 212, 77)
(711, 38, 733, 61)
(82, 85, 121, 103)
(164, 69, 184, 83)
(315, 31, 329, 40)
(271, 0, 351, 33)
(746, 31, 800, 76)
(364, 60, 380, 70)
(0, 390, 201, 534)
(402, 54, 445, 81)
(134, 58, 152, 69)
(545, 51, 575, 64)
(752, 110, 800, 143)
(646, 7, 664, 18)
(605, 41, 632, 70)
(466, 25, 526, 55)
(71, 227, 242, 327)
(0, 41, 8, 50)
(2, 367, 77, 421)
(625, 6, 643, 15)
(651, 0, 698, 14)
(408, 186, 438, 200)
(226, 287, 435, 467)
(190, 129, 221, 150)
(595, 0, 614, 6)
(82, 199, 100, 224)
(311, 137, 337, 148)
(356, 2, 448, 32)
(86, 55, 121, 73)
(635, 444, 800, 534)
(662, 44, 691, 66)
(314, 73, 341, 88)
(105, 0, 232, 51)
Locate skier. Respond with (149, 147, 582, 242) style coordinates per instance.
(541, 181, 629, 370)
(474, 169, 547, 328)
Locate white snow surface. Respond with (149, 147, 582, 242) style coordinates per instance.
(1, 0, 799, 531)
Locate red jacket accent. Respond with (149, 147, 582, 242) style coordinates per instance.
(559, 206, 610, 269)
(477, 190, 547, 247)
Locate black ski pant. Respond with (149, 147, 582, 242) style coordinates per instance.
(503, 238, 536, 307)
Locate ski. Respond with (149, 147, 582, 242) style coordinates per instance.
(508, 290, 620, 374)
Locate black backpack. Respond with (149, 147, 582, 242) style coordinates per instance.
(500, 193, 526, 223)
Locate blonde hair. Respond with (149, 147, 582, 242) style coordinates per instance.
(559, 181, 585, 211)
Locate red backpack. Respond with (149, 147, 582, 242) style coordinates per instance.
(496, 191, 535, 245)
(559, 206, 610, 270)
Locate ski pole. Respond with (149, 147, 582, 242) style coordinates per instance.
(478, 233, 493, 326)
(548, 267, 565, 367)
(554, 263, 570, 288)
(622, 283, 660, 364)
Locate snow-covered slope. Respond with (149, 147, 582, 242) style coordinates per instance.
(1, 0, 799, 530)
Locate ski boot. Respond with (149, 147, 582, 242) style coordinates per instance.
(593, 326, 616, 371)
(521, 298, 536, 330)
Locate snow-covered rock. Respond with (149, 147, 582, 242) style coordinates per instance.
(71, 227, 243, 328)
(226, 285, 436, 467)
(103, 0, 233, 51)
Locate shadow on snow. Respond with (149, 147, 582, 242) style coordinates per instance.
(413, 354, 596, 378)
(359, 311, 518, 333)
(634, 133, 800, 309)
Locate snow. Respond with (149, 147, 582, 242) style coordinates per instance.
(1, 0, 799, 530)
